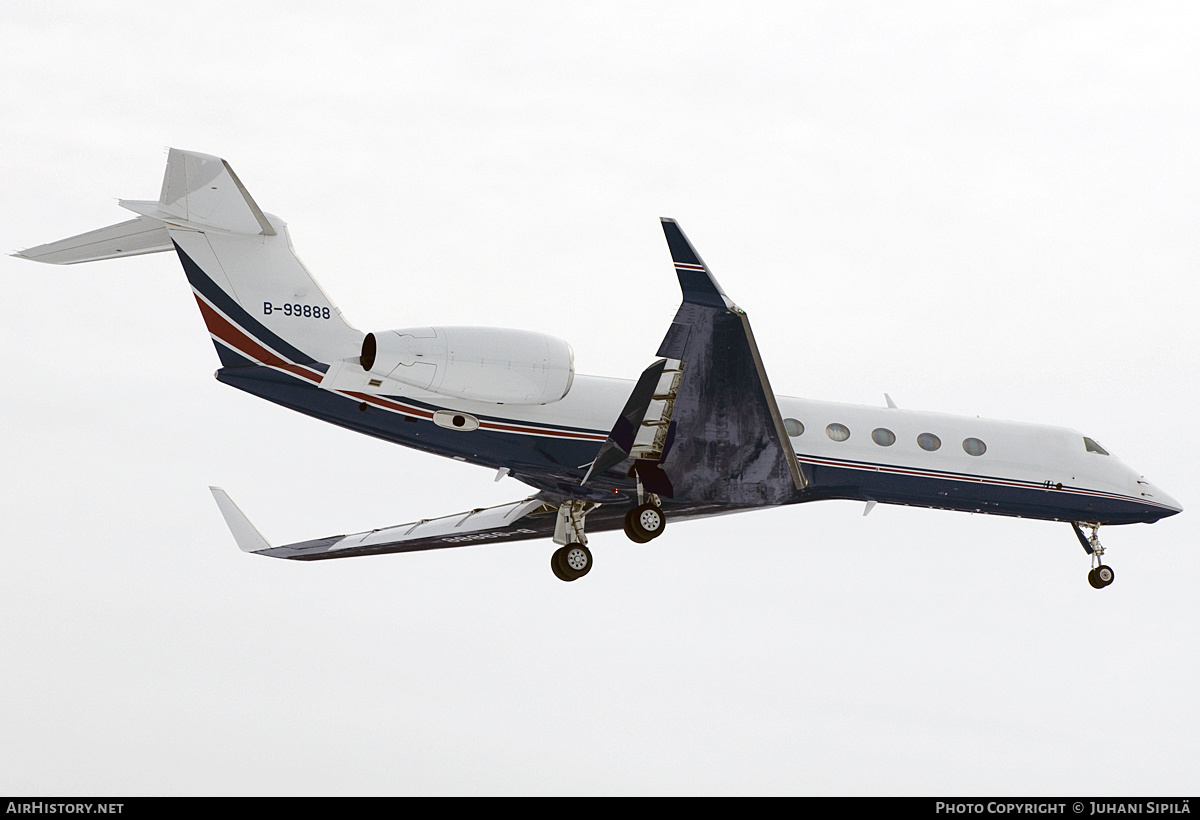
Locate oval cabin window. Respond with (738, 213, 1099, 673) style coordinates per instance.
(962, 437, 987, 456)
(826, 423, 850, 442)
(917, 432, 941, 451)
(784, 418, 804, 437)
(872, 428, 896, 446)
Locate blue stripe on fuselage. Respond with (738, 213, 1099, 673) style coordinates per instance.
(173, 241, 327, 369)
(212, 357, 1168, 525)
(800, 459, 1173, 525)
(215, 364, 614, 496)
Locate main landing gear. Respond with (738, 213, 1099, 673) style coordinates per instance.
(1072, 522, 1115, 589)
(548, 493, 669, 582)
(623, 475, 668, 544)
(623, 502, 666, 543)
(550, 499, 597, 582)
(551, 543, 593, 582)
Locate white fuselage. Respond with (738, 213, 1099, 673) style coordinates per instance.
(395, 372, 1179, 523)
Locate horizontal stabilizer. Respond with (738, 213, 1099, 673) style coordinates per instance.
(209, 487, 273, 553)
(13, 216, 172, 265)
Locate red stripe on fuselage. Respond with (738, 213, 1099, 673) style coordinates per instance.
(191, 291, 605, 441)
(193, 293, 323, 385)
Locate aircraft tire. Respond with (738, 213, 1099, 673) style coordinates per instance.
(628, 503, 666, 541)
(1095, 564, 1114, 588)
(551, 548, 572, 581)
(552, 544, 592, 581)
(623, 509, 653, 543)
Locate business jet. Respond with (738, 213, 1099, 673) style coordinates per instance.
(16, 149, 1181, 587)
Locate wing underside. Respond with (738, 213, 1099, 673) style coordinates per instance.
(210, 488, 742, 561)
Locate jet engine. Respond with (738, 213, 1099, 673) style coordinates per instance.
(360, 327, 574, 405)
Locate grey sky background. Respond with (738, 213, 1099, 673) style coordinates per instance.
(1, 1, 1197, 795)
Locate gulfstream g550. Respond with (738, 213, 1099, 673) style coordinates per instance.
(16, 149, 1181, 586)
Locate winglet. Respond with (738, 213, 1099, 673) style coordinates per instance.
(660, 218, 730, 309)
(209, 487, 273, 553)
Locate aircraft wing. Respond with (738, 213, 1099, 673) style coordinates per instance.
(210, 487, 748, 562)
(585, 219, 806, 505)
(210, 487, 562, 560)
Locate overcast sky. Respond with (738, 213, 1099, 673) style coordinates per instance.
(2, 1, 1197, 795)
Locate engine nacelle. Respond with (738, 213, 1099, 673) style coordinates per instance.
(360, 327, 575, 405)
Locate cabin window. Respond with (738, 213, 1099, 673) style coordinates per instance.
(826, 423, 850, 442)
(917, 432, 941, 451)
(784, 418, 804, 437)
(871, 428, 896, 446)
(962, 437, 987, 456)
(1084, 437, 1109, 456)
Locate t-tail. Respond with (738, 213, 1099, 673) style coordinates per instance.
(14, 148, 364, 370)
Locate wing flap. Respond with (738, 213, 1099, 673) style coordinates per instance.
(582, 358, 669, 484)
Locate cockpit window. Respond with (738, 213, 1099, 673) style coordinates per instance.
(1083, 437, 1109, 456)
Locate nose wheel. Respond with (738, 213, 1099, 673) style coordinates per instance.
(1087, 564, 1115, 589)
(1072, 522, 1115, 590)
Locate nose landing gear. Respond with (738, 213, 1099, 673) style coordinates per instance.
(1072, 522, 1114, 589)
(1087, 563, 1115, 589)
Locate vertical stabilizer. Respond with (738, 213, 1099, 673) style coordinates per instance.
(15, 149, 365, 368)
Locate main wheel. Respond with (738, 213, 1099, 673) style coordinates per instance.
(623, 508, 653, 543)
(552, 544, 592, 581)
(627, 503, 666, 542)
(551, 548, 571, 581)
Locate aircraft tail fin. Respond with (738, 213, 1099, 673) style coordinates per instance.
(16, 149, 365, 369)
(118, 148, 276, 236)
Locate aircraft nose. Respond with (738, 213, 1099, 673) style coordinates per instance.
(1139, 479, 1183, 517)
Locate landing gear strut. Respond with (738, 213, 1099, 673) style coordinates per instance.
(622, 472, 667, 543)
(550, 500, 597, 582)
(1072, 522, 1114, 589)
